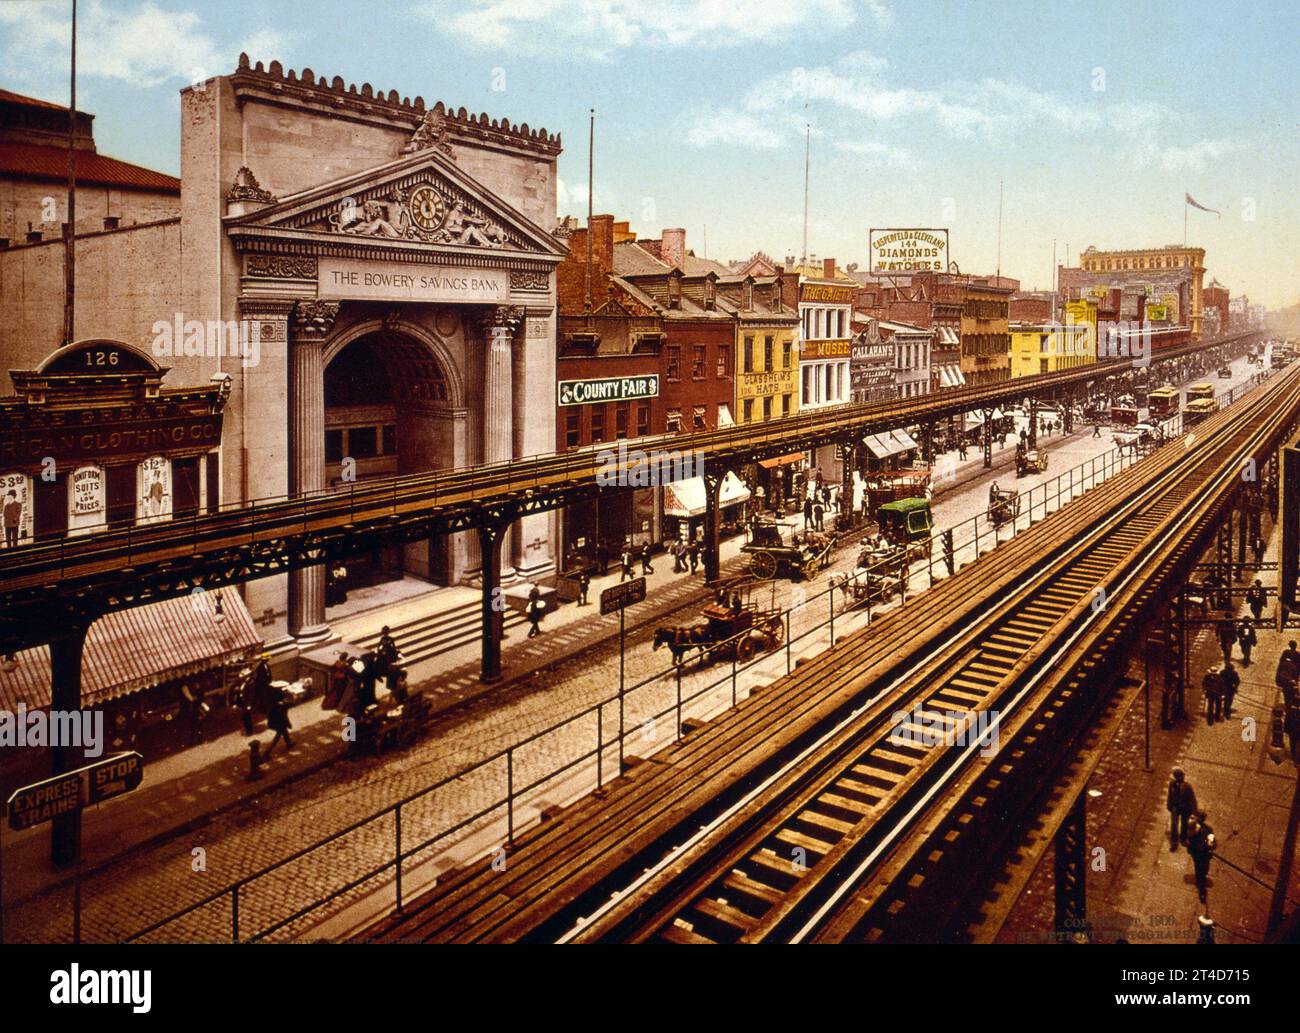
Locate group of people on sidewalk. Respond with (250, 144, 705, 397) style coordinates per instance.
(1165, 768, 1217, 907)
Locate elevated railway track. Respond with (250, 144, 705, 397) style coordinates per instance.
(357, 359, 1298, 944)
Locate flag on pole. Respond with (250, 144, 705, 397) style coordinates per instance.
(1185, 193, 1221, 216)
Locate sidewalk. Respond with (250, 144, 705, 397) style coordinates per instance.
(0, 419, 1100, 910)
(1084, 517, 1300, 944)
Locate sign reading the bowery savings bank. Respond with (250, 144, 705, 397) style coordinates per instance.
(318, 257, 509, 303)
(869, 228, 950, 273)
(558, 376, 659, 406)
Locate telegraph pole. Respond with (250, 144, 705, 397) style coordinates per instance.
(585, 108, 594, 314)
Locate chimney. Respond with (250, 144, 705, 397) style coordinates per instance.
(823, 257, 836, 280)
(661, 227, 686, 270)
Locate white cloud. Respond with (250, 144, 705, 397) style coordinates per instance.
(681, 105, 787, 149)
(833, 138, 916, 169)
(0, 0, 291, 91)
(1129, 138, 1241, 172)
(422, 0, 868, 59)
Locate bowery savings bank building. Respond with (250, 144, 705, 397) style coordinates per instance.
(0, 55, 567, 652)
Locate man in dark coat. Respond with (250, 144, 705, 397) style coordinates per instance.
(1215, 614, 1237, 664)
(264, 688, 293, 757)
(803, 496, 814, 529)
(1220, 660, 1241, 719)
(1186, 811, 1216, 904)
(576, 570, 590, 606)
(1167, 768, 1197, 850)
(813, 501, 825, 531)
(640, 542, 654, 575)
(526, 586, 544, 638)
(1235, 619, 1257, 667)
(1245, 579, 1266, 621)
(688, 538, 700, 574)
(619, 545, 634, 582)
(1203, 667, 1223, 725)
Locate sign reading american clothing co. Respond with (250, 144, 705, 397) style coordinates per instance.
(318, 257, 510, 304)
(558, 376, 659, 407)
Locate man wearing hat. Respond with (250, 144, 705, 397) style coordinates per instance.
(1187, 811, 1216, 904)
(1166, 768, 1198, 851)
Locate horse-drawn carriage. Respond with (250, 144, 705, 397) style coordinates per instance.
(833, 538, 910, 606)
(742, 519, 836, 580)
(987, 483, 1020, 528)
(653, 595, 785, 666)
(1015, 447, 1048, 477)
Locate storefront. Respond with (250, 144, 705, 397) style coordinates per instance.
(559, 485, 657, 574)
(756, 453, 806, 515)
(662, 471, 751, 541)
(862, 428, 921, 472)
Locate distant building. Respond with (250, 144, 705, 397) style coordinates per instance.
(1061, 244, 1205, 338)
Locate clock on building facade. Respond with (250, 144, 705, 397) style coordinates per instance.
(408, 184, 446, 232)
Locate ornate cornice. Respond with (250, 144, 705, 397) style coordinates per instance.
(246, 254, 318, 279)
(476, 305, 523, 337)
(227, 166, 277, 205)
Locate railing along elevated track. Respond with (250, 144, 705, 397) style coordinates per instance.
(0, 330, 1258, 657)
(356, 357, 1297, 944)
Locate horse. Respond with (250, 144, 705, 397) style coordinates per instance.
(653, 624, 706, 665)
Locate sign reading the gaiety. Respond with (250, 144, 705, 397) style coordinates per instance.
(869, 228, 950, 273)
(558, 376, 660, 407)
(318, 257, 510, 304)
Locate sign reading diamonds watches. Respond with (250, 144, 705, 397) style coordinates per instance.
(869, 228, 950, 273)
(558, 376, 659, 407)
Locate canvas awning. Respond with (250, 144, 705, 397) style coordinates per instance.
(937, 363, 966, 388)
(862, 429, 919, 459)
(717, 405, 734, 428)
(938, 326, 960, 346)
(0, 591, 262, 711)
(964, 408, 1006, 430)
(758, 452, 805, 469)
(662, 470, 751, 518)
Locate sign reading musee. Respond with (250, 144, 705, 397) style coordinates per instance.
(869, 228, 950, 273)
(558, 376, 659, 407)
(319, 257, 509, 303)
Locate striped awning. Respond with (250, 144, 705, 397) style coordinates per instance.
(937, 363, 966, 388)
(663, 471, 751, 518)
(0, 591, 262, 711)
(863, 429, 920, 459)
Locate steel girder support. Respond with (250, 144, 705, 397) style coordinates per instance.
(478, 519, 511, 683)
(982, 408, 994, 469)
(49, 621, 90, 867)
(703, 471, 723, 583)
(1053, 792, 1088, 940)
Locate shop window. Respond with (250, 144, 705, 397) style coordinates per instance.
(325, 429, 344, 463)
(349, 426, 378, 459)
(782, 393, 791, 416)
(616, 403, 629, 439)
(692, 345, 706, 379)
(667, 345, 681, 381)
(590, 407, 606, 443)
(782, 340, 792, 368)
(382, 424, 397, 455)
(666, 408, 682, 433)
(106, 465, 135, 527)
(692, 405, 706, 430)
(717, 347, 730, 378)
(566, 409, 581, 448)
(743, 336, 754, 373)
(206, 452, 220, 514)
(637, 403, 650, 436)
(172, 456, 200, 518)
(764, 336, 774, 371)
(742, 399, 753, 423)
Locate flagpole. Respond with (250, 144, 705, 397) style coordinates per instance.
(64, 0, 77, 347)
(1184, 198, 1188, 247)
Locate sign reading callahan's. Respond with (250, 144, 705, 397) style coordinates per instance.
(558, 375, 659, 407)
(869, 228, 950, 273)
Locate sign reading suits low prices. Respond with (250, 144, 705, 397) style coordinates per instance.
(870, 228, 950, 273)
(558, 376, 659, 406)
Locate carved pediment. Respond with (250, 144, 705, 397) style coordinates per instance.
(225, 148, 565, 260)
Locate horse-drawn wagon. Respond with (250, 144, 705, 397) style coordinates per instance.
(742, 519, 836, 581)
(653, 596, 785, 667)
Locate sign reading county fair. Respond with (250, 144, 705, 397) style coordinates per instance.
(870, 228, 950, 273)
(318, 257, 509, 304)
(7, 753, 144, 831)
(558, 375, 659, 407)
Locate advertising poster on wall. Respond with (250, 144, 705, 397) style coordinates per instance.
(0, 470, 33, 548)
(138, 455, 173, 523)
(67, 464, 106, 536)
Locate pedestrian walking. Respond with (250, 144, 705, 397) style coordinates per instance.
(820, 485, 831, 508)
(688, 538, 700, 574)
(1252, 535, 1266, 566)
(1235, 619, 1256, 667)
(1285, 703, 1300, 763)
(1215, 613, 1237, 664)
(596, 540, 609, 576)
(1167, 768, 1197, 850)
(803, 496, 814, 529)
(640, 542, 654, 575)
(264, 688, 293, 758)
(1186, 811, 1216, 904)
(958, 439, 967, 460)
(576, 570, 590, 606)
(179, 681, 205, 746)
(1220, 660, 1240, 719)
(1203, 666, 1224, 725)
(619, 545, 634, 582)
(671, 538, 686, 573)
(1277, 641, 1300, 705)
(1246, 579, 1266, 621)
(1093, 422, 1102, 439)
(526, 586, 544, 638)
(813, 501, 824, 531)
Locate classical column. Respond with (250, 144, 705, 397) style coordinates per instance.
(479, 305, 522, 581)
(288, 299, 339, 644)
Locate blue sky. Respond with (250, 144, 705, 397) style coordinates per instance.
(2, 0, 1296, 306)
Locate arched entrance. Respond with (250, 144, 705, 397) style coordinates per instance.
(323, 326, 459, 601)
